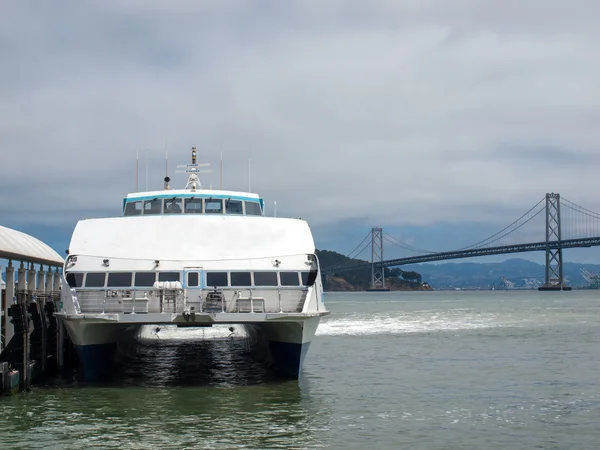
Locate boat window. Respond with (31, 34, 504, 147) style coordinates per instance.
(206, 272, 228, 287)
(230, 272, 251, 286)
(66, 272, 84, 288)
(253, 271, 278, 287)
(280, 272, 300, 286)
(164, 198, 183, 214)
(158, 272, 180, 282)
(245, 201, 262, 216)
(225, 199, 243, 215)
(134, 272, 156, 287)
(185, 198, 203, 214)
(143, 198, 162, 215)
(205, 198, 223, 214)
(301, 270, 318, 287)
(124, 201, 143, 216)
(107, 272, 133, 287)
(85, 272, 106, 288)
(187, 272, 199, 287)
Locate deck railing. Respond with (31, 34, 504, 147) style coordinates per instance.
(72, 287, 309, 315)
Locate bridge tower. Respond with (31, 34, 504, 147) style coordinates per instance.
(367, 228, 389, 291)
(539, 193, 571, 291)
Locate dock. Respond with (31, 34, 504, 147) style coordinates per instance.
(0, 224, 70, 394)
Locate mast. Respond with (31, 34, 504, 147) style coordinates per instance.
(165, 140, 169, 179)
(175, 147, 212, 191)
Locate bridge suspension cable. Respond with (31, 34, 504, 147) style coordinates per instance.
(382, 232, 436, 254)
(458, 197, 546, 250)
(560, 197, 600, 240)
(322, 231, 372, 272)
(383, 198, 547, 255)
(561, 197, 600, 219)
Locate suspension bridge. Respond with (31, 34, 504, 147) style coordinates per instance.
(321, 193, 600, 291)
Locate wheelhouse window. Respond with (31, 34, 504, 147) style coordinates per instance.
(107, 272, 133, 287)
(143, 198, 161, 215)
(158, 272, 180, 282)
(205, 198, 223, 214)
(245, 201, 262, 216)
(124, 201, 142, 216)
(85, 272, 106, 287)
(134, 272, 156, 287)
(164, 198, 183, 214)
(185, 198, 203, 214)
(187, 272, 199, 287)
(302, 270, 318, 287)
(66, 272, 84, 288)
(206, 272, 228, 287)
(253, 271, 278, 287)
(225, 199, 243, 215)
(230, 272, 251, 286)
(280, 271, 300, 286)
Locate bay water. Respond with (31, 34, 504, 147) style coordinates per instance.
(1, 290, 599, 449)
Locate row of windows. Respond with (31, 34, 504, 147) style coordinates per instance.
(66, 270, 319, 289)
(124, 197, 263, 216)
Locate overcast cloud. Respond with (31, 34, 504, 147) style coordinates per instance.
(2, 1, 600, 260)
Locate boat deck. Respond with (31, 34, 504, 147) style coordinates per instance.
(60, 286, 328, 324)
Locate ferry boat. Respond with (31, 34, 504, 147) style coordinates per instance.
(56, 147, 329, 379)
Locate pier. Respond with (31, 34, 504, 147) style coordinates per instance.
(0, 225, 65, 394)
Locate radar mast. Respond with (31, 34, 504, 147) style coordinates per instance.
(175, 147, 212, 191)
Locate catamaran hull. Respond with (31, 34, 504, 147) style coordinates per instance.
(61, 320, 136, 380)
(60, 316, 321, 380)
(246, 316, 321, 378)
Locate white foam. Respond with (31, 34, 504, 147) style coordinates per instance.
(316, 311, 521, 336)
(139, 324, 246, 340)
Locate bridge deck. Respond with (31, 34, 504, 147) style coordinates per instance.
(323, 237, 600, 274)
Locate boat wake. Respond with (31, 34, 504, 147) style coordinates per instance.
(316, 310, 529, 336)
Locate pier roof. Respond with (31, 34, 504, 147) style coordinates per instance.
(0, 225, 64, 267)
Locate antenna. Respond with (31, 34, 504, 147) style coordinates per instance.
(145, 150, 148, 191)
(220, 151, 223, 190)
(248, 157, 251, 192)
(274, 200, 277, 217)
(135, 149, 139, 192)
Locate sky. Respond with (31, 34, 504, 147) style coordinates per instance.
(2, 0, 600, 267)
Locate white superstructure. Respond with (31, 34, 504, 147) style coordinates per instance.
(56, 148, 328, 380)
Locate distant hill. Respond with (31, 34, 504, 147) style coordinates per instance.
(317, 249, 430, 291)
(402, 258, 600, 289)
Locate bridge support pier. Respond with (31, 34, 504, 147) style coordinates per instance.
(367, 228, 389, 292)
(539, 193, 571, 291)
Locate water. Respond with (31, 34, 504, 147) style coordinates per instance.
(2, 290, 600, 449)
